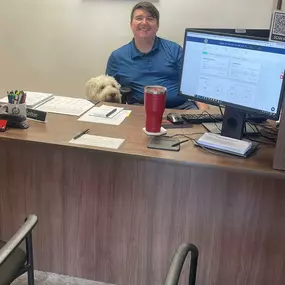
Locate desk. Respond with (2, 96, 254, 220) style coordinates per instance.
(0, 104, 285, 285)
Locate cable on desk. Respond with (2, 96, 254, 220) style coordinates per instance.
(257, 122, 278, 143)
(166, 129, 260, 158)
(167, 129, 234, 157)
(245, 137, 275, 146)
(165, 111, 262, 157)
(199, 109, 223, 132)
(241, 121, 276, 145)
(219, 106, 224, 118)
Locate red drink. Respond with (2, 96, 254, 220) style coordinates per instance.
(144, 86, 166, 133)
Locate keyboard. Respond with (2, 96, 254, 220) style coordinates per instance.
(181, 113, 267, 124)
(181, 113, 223, 124)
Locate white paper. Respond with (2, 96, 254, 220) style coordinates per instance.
(78, 105, 131, 125)
(34, 96, 94, 116)
(0, 91, 54, 108)
(88, 105, 124, 118)
(69, 134, 125, 149)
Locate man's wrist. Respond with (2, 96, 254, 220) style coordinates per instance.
(195, 101, 209, 110)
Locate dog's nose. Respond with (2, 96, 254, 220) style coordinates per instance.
(110, 93, 116, 97)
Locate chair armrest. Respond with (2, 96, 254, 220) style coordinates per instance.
(0, 214, 38, 265)
(164, 243, 199, 285)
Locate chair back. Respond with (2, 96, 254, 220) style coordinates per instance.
(164, 243, 199, 285)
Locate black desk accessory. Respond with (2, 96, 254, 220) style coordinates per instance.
(147, 136, 180, 151)
(120, 86, 132, 104)
(26, 108, 47, 122)
(0, 113, 29, 129)
(168, 112, 267, 125)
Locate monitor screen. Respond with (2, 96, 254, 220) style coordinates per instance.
(179, 29, 285, 120)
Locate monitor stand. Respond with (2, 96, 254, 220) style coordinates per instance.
(221, 106, 246, 140)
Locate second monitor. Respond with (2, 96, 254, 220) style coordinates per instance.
(179, 29, 285, 139)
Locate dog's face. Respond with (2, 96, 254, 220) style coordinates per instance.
(86, 75, 121, 103)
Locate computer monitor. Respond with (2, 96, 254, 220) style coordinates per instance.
(178, 29, 285, 139)
(193, 28, 270, 39)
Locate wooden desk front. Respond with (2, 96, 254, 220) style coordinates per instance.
(0, 104, 284, 285)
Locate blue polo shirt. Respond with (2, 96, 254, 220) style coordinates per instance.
(106, 37, 187, 108)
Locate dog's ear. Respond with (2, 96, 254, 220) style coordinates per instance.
(85, 77, 100, 102)
(115, 80, 121, 90)
(108, 76, 121, 90)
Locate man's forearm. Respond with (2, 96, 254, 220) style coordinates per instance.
(195, 101, 209, 109)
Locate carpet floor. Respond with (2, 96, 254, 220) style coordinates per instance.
(12, 271, 114, 285)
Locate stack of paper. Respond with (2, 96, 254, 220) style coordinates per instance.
(0, 91, 54, 108)
(78, 104, 131, 125)
(34, 96, 94, 116)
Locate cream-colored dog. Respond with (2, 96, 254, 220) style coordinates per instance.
(85, 75, 122, 103)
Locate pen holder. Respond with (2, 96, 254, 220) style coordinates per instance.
(0, 103, 27, 118)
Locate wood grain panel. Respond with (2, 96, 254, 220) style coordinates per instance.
(0, 103, 284, 179)
(1, 139, 285, 285)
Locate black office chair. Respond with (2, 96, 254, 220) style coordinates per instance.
(164, 243, 199, 285)
(0, 214, 38, 285)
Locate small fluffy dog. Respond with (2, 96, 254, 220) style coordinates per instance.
(85, 75, 122, 103)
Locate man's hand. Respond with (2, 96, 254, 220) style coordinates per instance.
(195, 102, 209, 109)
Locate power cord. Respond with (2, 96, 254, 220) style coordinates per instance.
(198, 109, 223, 132)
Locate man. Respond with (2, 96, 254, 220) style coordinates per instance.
(106, 1, 208, 109)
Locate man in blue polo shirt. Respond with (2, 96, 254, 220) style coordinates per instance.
(106, 1, 208, 109)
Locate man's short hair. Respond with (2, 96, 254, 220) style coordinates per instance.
(130, 2, 160, 25)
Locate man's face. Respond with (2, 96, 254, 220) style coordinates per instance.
(130, 9, 159, 40)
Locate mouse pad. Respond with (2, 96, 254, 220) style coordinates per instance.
(147, 136, 180, 151)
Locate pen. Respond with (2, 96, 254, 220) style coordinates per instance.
(172, 139, 189, 147)
(106, 108, 117, 117)
(18, 94, 22, 104)
(73, 128, 89, 140)
(21, 92, 27, 103)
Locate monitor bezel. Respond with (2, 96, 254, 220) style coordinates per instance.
(190, 28, 270, 39)
(178, 28, 285, 121)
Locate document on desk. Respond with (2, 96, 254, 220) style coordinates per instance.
(34, 96, 94, 116)
(69, 134, 125, 149)
(78, 104, 132, 125)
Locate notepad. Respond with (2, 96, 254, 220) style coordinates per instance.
(88, 105, 124, 118)
(69, 134, 125, 149)
(78, 105, 131, 125)
(34, 96, 94, 116)
(0, 91, 54, 108)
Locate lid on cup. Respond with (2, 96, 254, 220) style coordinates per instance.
(145, 86, 166, 95)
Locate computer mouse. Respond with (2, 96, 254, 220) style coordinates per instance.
(167, 113, 184, 124)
